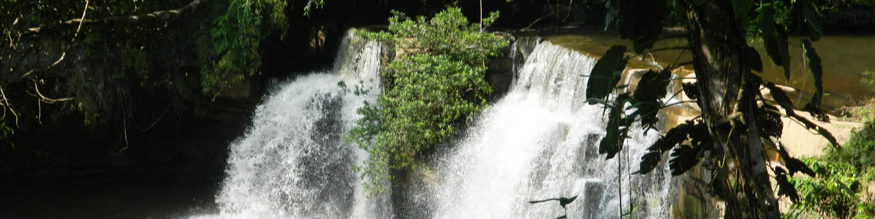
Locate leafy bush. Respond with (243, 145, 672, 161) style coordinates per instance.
(347, 7, 508, 194)
(864, 71, 875, 91)
(202, 0, 288, 95)
(787, 119, 875, 219)
(203, 0, 324, 95)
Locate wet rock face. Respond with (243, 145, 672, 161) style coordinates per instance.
(582, 181, 606, 219)
(864, 181, 875, 203)
(487, 57, 515, 100)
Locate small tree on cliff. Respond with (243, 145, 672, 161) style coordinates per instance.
(588, 0, 834, 218)
(348, 8, 508, 195)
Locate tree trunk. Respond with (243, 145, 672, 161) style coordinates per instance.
(684, 0, 780, 218)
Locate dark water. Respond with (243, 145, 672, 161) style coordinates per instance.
(0, 176, 219, 219)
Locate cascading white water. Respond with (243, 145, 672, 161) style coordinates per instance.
(195, 31, 675, 219)
(429, 41, 674, 219)
(191, 31, 392, 219)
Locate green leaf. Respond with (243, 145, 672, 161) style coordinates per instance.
(586, 46, 627, 101)
(802, 39, 827, 122)
(759, 6, 791, 79)
(636, 151, 663, 174)
(798, 0, 823, 41)
(599, 94, 630, 159)
(647, 121, 692, 152)
(632, 69, 671, 130)
(669, 144, 700, 176)
(745, 46, 763, 72)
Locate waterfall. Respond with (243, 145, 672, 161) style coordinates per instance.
(428, 41, 674, 219)
(195, 32, 674, 219)
(192, 31, 392, 219)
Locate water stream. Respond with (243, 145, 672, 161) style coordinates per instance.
(192, 31, 392, 219)
(198, 33, 674, 219)
(428, 41, 672, 219)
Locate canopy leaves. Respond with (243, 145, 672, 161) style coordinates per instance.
(759, 5, 791, 79)
(802, 39, 827, 121)
(797, 0, 823, 41)
(632, 68, 672, 131)
(586, 45, 627, 102)
(599, 93, 630, 159)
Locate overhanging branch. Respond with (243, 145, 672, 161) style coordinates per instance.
(27, 0, 206, 34)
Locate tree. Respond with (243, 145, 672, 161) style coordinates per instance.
(588, 0, 835, 218)
(0, 0, 321, 145)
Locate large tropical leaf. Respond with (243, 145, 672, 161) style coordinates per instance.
(669, 144, 700, 176)
(798, 0, 823, 41)
(587, 46, 627, 101)
(647, 121, 693, 152)
(636, 120, 701, 175)
(801, 39, 828, 122)
(599, 94, 630, 159)
(666, 121, 711, 176)
(632, 68, 672, 130)
(759, 6, 791, 79)
(745, 46, 763, 72)
(635, 152, 663, 174)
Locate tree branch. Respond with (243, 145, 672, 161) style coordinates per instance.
(0, 85, 19, 128)
(34, 81, 74, 103)
(27, 0, 206, 34)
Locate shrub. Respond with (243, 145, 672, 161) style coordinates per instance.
(787, 120, 875, 219)
(347, 7, 508, 194)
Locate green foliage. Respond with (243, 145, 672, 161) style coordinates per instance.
(802, 40, 824, 115)
(202, 0, 288, 95)
(348, 7, 508, 194)
(863, 71, 875, 90)
(0, 121, 13, 147)
(599, 93, 629, 159)
(593, 0, 838, 217)
(632, 68, 672, 131)
(787, 156, 875, 218)
(585, 45, 627, 102)
(201, 0, 324, 95)
(760, 4, 792, 79)
(785, 119, 875, 219)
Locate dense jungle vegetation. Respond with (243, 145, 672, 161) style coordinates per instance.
(580, 0, 875, 218)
